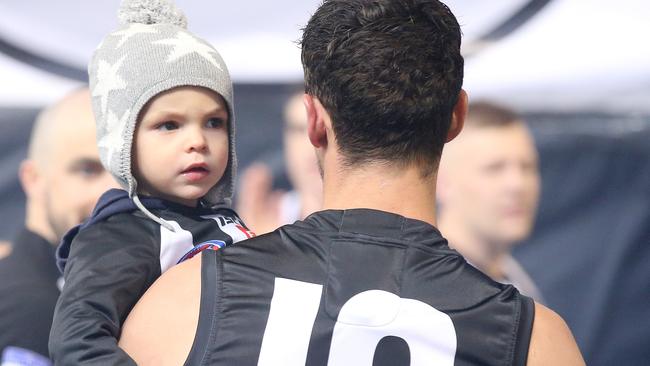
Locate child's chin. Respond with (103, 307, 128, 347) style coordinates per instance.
(178, 189, 210, 201)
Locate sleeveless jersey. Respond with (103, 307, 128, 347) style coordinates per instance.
(187, 209, 534, 365)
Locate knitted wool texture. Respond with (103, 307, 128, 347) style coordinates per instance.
(89, 0, 236, 207)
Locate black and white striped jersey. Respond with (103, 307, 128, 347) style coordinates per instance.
(189, 209, 534, 366)
(49, 189, 253, 365)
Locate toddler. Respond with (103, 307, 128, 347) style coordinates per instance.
(49, 0, 254, 364)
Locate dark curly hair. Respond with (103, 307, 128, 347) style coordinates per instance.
(301, 0, 463, 175)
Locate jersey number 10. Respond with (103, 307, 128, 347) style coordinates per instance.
(258, 278, 458, 365)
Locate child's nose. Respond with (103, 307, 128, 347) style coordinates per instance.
(186, 128, 208, 152)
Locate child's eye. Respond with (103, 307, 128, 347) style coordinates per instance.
(206, 118, 225, 129)
(156, 121, 178, 131)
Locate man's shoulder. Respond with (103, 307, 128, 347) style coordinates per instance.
(527, 302, 585, 365)
(119, 254, 201, 365)
(126, 254, 202, 301)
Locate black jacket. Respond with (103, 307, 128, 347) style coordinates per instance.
(188, 209, 534, 365)
(0, 229, 59, 363)
(49, 189, 252, 365)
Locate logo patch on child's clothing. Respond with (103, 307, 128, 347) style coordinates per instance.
(203, 215, 256, 243)
(1, 346, 52, 366)
(177, 240, 226, 263)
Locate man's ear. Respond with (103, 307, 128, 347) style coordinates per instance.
(304, 94, 328, 149)
(18, 160, 42, 199)
(446, 89, 468, 143)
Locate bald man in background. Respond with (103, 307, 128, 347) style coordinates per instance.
(0, 88, 117, 363)
(437, 101, 543, 300)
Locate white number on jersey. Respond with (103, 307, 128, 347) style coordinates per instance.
(258, 278, 457, 365)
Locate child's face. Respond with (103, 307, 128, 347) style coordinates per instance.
(133, 86, 229, 206)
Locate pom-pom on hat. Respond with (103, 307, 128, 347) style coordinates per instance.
(89, 0, 236, 228)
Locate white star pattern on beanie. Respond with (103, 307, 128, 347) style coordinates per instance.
(153, 31, 223, 70)
(112, 24, 159, 48)
(98, 108, 130, 166)
(94, 39, 105, 52)
(92, 55, 127, 114)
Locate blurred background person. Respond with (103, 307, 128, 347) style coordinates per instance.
(0, 241, 9, 259)
(237, 90, 322, 234)
(437, 101, 543, 301)
(0, 88, 116, 363)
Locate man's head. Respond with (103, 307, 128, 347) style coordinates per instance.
(437, 102, 541, 249)
(301, 0, 465, 176)
(283, 92, 322, 202)
(19, 88, 117, 244)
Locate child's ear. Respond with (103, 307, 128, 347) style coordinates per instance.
(304, 94, 328, 149)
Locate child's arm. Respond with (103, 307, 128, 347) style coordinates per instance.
(49, 215, 160, 365)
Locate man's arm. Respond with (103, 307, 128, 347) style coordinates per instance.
(119, 255, 202, 366)
(527, 302, 585, 365)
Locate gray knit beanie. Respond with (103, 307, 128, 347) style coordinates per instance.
(89, 0, 236, 220)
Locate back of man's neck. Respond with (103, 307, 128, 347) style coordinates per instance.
(322, 162, 438, 227)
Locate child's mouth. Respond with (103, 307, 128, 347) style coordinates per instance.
(182, 165, 210, 182)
